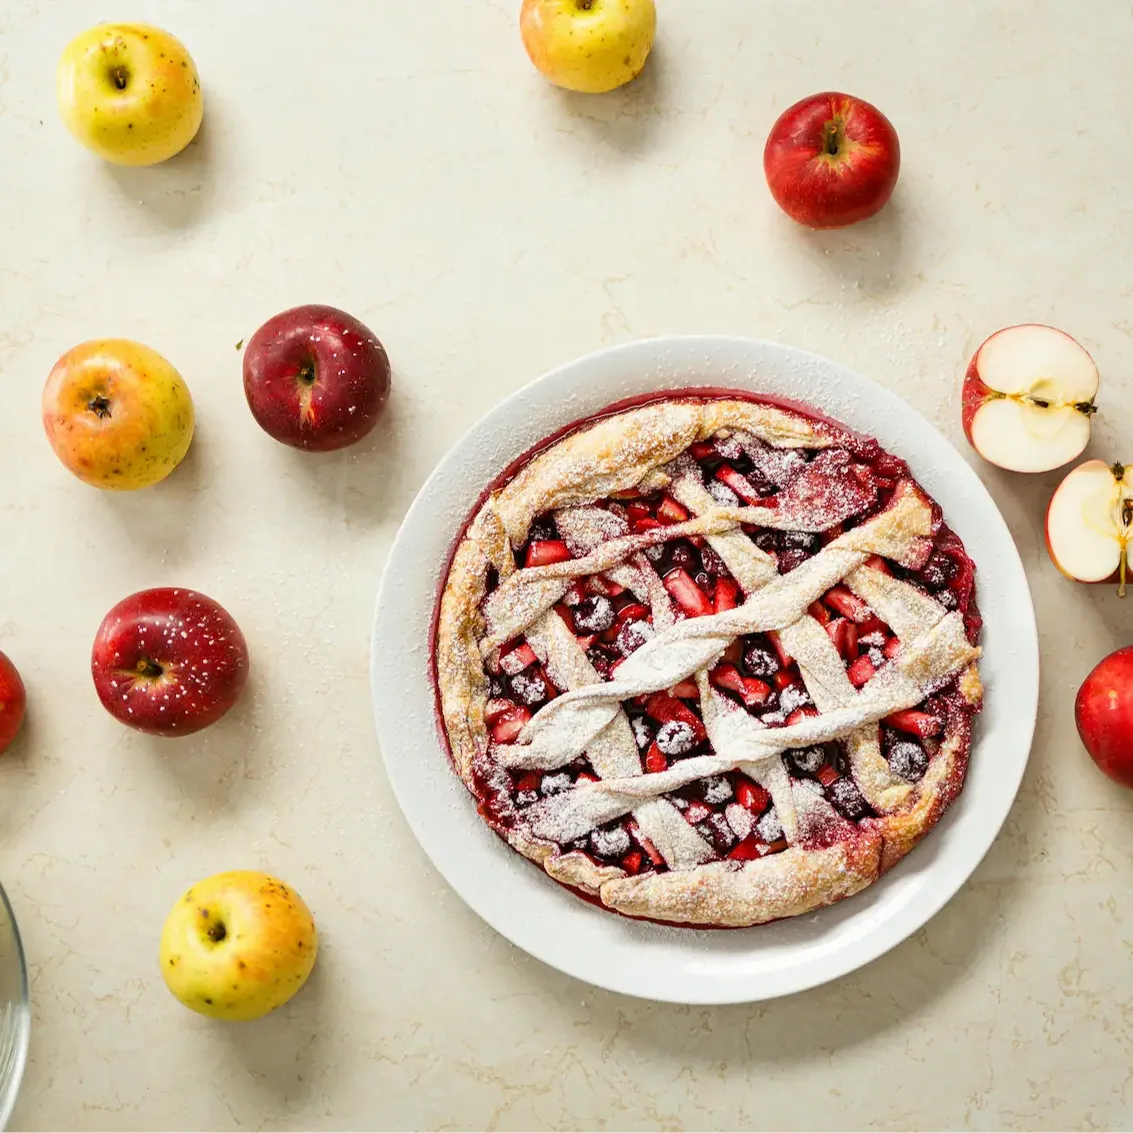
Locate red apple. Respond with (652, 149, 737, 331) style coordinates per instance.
(764, 92, 900, 229)
(243, 304, 391, 452)
(92, 588, 249, 737)
(964, 325, 1099, 473)
(0, 651, 27, 754)
(1075, 646, 1133, 788)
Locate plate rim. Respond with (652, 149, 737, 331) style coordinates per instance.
(371, 333, 1039, 1005)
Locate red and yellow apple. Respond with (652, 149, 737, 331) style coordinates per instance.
(763, 92, 900, 229)
(43, 339, 195, 490)
(963, 325, 1099, 473)
(519, 0, 656, 94)
(243, 304, 391, 452)
(1075, 647, 1133, 788)
(0, 652, 26, 755)
(1046, 461, 1133, 593)
(160, 871, 318, 1021)
(57, 23, 203, 166)
(91, 588, 249, 736)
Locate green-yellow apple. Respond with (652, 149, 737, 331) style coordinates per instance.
(520, 0, 656, 94)
(160, 871, 318, 1022)
(42, 339, 195, 490)
(57, 23, 203, 166)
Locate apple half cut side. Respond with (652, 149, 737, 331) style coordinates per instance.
(962, 324, 1099, 473)
(1046, 460, 1133, 595)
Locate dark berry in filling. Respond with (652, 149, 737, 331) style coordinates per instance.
(826, 777, 870, 821)
(888, 740, 929, 781)
(573, 594, 615, 633)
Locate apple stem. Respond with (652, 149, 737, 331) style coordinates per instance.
(823, 122, 841, 156)
(1120, 543, 1129, 599)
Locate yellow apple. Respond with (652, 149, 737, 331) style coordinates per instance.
(160, 871, 318, 1022)
(42, 339, 194, 491)
(520, 0, 656, 94)
(57, 23, 203, 166)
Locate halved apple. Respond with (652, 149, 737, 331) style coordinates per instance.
(962, 324, 1099, 473)
(1046, 460, 1133, 594)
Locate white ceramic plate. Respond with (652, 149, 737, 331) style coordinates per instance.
(371, 336, 1038, 1005)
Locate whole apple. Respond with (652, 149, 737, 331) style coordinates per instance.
(160, 870, 318, 1021)
(43, 339, 195, 491)
(243, 305, 391, 452)
(1076, 647, 1133, 788)
(764, 92, 900, 229)
(520, 0, 656, 94)
(58, 23, 203, 166)
(91, 588, 248, 737)
(0, 652, 26, 755)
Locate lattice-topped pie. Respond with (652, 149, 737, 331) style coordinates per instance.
(435, 394, 982, 928)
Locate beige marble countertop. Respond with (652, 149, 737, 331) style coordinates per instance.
(3, 1, 1133, 1129)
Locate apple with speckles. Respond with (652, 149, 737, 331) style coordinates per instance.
(43, 339, 195, 490)
(91, 588, 249, 737)
(242, 304, 391, 452)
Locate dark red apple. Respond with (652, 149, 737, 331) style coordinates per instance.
(0, 651, 26, 754)
(1075, 646, 1133, 788)
(243, 304, 391, 452)
(763, 92, 900, 229)
(92, 588, 249, 737)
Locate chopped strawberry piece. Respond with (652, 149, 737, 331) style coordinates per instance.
(767, 630, 793, 667)
(689, 440, 718, 460)
(735, 776, 771, 812)
(608, 602, 649, 638)
(865, 554, 892, 576)
(533, 664, 559, 699)
(824, 617, 858, 660)
(670, 678, 699, 699)
(684, 799, 713, 824)
(722, 639, 743, 664)
(639, 829, 661, 861)
(657, 495, 691, 525)
(587, 575, 626, 598)
(626, 501, 652, 523)
(621, 850, 644, 875)
(816, 765, 840, 787)
(710, 663, 772, 707)
(714, 464, 763, 505)
(515, 771, 542, 793)
(484, 697, 514, 725)
(524, 540, 572, 568)
(632, 516, 665, 533)
(764, 838, 789, 854)
(644, 742, 668, 773)
(856, 614, 889, 637)
(714, 576, 740, 613)
(824, 585, 871, 622)
(786, 706, 819, 726)
(499, 640, 538, 675)
(576, 771, 599, 783)
(883, 637, 902, 659)
(663, 568, 714, 618)
(727, 836, 763, 861)
(489, 704, 532, 743)
(846, 655, 876, 688)
(808, 600, 832, 626)
(645, 692, 707, 741)
(773, 670, 800, 692)
(553, 602, 574, 627)
(883, 709, 943, 737)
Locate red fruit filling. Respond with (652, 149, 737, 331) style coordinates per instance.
(471, 425, 981, 879)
